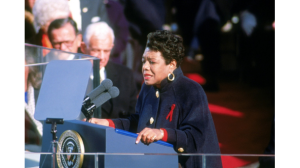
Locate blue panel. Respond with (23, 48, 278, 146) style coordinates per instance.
(115, 129, 173, 147)
(35, 60, 92, 120)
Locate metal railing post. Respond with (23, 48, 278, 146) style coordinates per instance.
(202, 154, 206, 168)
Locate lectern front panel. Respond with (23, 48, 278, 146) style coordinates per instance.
(40, 120, 178, 168)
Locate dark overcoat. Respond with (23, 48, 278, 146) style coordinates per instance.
(111, 67, 223, 168)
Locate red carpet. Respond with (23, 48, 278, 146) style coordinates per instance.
(210, 104, 251, 168)
(209, 104, 244, 118)
(221, 156, 252, 168)
(184, 73, 206, 85)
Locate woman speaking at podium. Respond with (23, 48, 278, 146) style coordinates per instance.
(86, 30, 222, 168)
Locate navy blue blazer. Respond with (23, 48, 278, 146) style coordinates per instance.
(111, 67, 222, 168)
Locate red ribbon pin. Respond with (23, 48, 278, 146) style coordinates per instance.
(166, 104, 176, 122)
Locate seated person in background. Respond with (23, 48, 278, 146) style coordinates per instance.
(25, 46, 43, 151)
(85, 30, 222, 168)
(80, 22, 137, 119)
(46, 17, 82, 61)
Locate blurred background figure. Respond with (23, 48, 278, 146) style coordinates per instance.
(68, 0, 130, 65)
(233, 0, 275, 87)
(81, 22, 137, 119)
(237, 3, 275, 167)
(121, 0, 223, 91)
(25, 0, 35, 13)
(25, 46, 43, 152)
(240, 10, 257, 37)
(121, 0, 166, 90)
(122, 0, 165, 45)
(46, 17, 82, 61)
(25, 0, 36, 41)
(24, 10, 36, 42)
(172, 0, 222, 91)
(27, 0, 70, 56)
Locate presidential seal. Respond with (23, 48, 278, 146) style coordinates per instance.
(57, 130, 84, 168)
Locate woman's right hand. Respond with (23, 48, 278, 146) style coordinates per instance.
(83, 118, 109, 126)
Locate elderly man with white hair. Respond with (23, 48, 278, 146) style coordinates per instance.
(27, 0, 70, 56)
(81, 22, 138, 119)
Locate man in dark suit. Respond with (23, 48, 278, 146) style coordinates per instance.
(81, 22, 137, 119)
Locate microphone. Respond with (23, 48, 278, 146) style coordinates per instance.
(81, 79, 112, 120)
(90, 86, 120, 109)
(81, 86, 119, 121)
(108, 86, 120, 98)
(83, 79, 113, 105)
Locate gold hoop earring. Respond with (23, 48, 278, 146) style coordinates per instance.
(168, 73, 175, 81)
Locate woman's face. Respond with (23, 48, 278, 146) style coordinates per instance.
(142, 47, 176, 87)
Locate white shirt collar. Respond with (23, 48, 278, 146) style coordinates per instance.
(90, 67, 106, 80)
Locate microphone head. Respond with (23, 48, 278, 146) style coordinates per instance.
(101, 79, 113, 90)
(108, 86, 119, 98)
(86, 78, 113, 100)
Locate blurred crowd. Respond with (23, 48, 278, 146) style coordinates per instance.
(25, 0, 275, 91)
(25, 0, 274, 166)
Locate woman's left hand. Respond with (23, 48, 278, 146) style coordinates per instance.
(135, 128, 163, 145)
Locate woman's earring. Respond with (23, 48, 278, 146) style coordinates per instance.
(168, 73, 175, 81)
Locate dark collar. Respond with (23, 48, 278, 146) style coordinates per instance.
(155, 67, 183, 93)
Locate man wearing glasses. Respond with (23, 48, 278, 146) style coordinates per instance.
(46, 17, 82, 61)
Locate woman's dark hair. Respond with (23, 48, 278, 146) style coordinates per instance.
(146, 30, 185, 67)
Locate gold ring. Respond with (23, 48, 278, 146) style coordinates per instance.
(152, 135, 156, 140)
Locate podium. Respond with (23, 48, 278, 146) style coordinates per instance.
(40, 120, 178, 168)
(35, 60, 178, 167)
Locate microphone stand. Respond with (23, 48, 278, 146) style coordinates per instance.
(81, 102, 96, 122)
(45, 118, 64, 168)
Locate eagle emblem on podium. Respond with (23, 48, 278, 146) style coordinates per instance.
(57, 130, 85, 168)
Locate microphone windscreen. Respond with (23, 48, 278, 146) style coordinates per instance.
(87, 79, 113, 100)
(108, 86, 120, 98)
(102, 79, 113, 90)
(92, 92, 111, 107)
